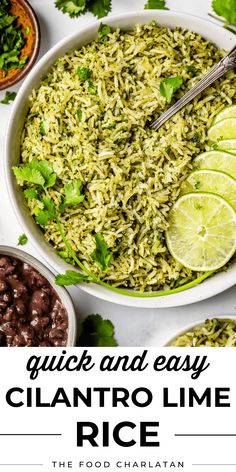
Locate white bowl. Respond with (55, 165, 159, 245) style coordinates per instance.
(163, 315, 236, 346)
(5, 10, 236, 308)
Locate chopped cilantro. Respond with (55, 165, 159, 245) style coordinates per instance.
(91, 233, 112, 272)
(193, 131, 200, 143)
(77, 67, 92, 81)
(76, 107, 82, 120)
(186, 65, 198, 77)
(98, 23, 111, 41)
(144, 0, 169, 9)
(0, 91, 16, 104)
(0, 0, 28, 73)
(18, 233, 28, 246)
(194, 181, 201, 190)
(25, 26, 30, 35)
(160, 76, 183, 104)
(55, 269, 91, 285)
(39, 120, 46, 136)
(87, 81, 97, 95)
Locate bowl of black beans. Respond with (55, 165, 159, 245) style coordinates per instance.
(0, 246, 76, 347)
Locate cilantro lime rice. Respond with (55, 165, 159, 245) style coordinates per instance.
(171, 318, 236, 347)
(19, 23, 236, 292)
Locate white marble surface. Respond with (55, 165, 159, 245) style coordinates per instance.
(1, 0, 236, 346)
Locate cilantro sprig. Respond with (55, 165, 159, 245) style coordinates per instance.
(55, 0, 111, 19)
(77, 314, 118, 347)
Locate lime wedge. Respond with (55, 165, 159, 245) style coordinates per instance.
(217, 140, 236, 155)
(208, 118, 236, 142)
(166, 193, 236, 271)
(181, 169, 236, 211)
(194, 151, 236, 179)
(214, 105, 236, 124)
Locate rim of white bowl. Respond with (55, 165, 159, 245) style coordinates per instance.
(5, 10, 236, 308)
(164, 315, 236, 346)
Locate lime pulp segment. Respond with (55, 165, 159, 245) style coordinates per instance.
(217, 140, 236, 155)
(181, 169, 236, 211)
(166, 193, 236, 271)
(214, 105, 236, 124)
(208, 118, 236, 142)
(194, 151, 236, 180)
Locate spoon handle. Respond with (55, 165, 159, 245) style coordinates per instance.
(150, 45, 236, 131)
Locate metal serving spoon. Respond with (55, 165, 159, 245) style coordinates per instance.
(150, 44, 236, 131)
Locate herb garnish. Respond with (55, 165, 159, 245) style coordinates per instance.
(61, 180, 85, 211)
(77, 314, 118, 347)
(98, 23, 111, 41)
(56, 0, 112, 19)
(91, 233, 112, 272)
(0, 91, 16, 104)
(144, 0, 169, 9)
(13, 160, 57, 188)
(160, 76, 183, 104)
(212, 0, 236, 26)
(17, 233, 28, 246)
(55, 270, 91, 285)
(0, 0, 28, 74)
(77, 67, 92, 81)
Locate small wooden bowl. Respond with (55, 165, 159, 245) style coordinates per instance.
(0, 0, 40, 90)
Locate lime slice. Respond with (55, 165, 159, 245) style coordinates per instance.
(217, 140, 236, 155)
(166, 193, 236, 271)
(181, 169, 236, 211)
(208, 118, 236, 142)
(194, 151, 236, 179)
(214, 105, 236, 124)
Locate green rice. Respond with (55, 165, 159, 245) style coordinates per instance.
(171, 318, 236, 347)
(20, 22, 236, 292)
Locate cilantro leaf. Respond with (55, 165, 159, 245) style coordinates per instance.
(24, 188, 38, 200)
(55, 0, 87, 18)
(160, 76, 183, 103)
(98, 23, 111, 41)
(18, 233, 28, 246)
(35, 161, 57, 188)
(35, 197, 55, 227)
(91, 233, 112, 272)
(55, 269, 91, 285)
(13, 166, 45, 186)
(212, 0, 236, 25)
(0, 91, 16, 104)
(61, 180, 85, 211)
(144, 0, 169, 9)
(13, 161, 57, 189)
(77, 67, 92, 81)
(77, 314, 118, 347)
(88, 0, 112, 19)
